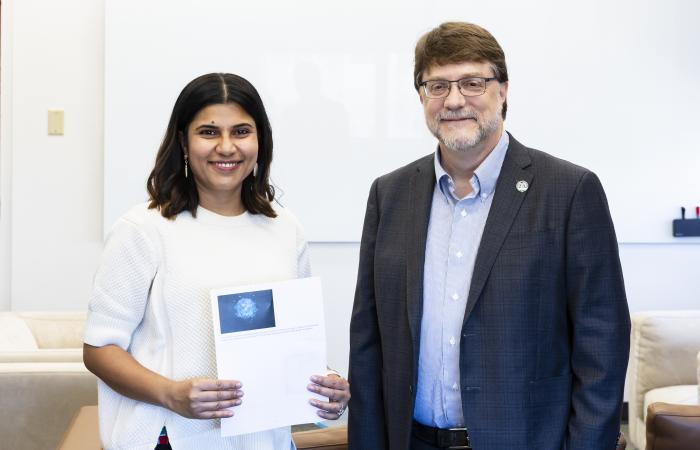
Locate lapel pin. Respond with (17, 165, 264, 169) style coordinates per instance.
(516, 180, 529, 192)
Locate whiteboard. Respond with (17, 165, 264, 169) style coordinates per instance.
(105, 0, 700, 242)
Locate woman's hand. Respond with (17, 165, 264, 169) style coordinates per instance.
(165, 378, 244, 419)
(307, 374, 351, 420)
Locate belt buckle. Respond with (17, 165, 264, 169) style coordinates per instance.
(444, 427, 470, 449)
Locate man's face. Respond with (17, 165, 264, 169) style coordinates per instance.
(420, 61, 508, 153)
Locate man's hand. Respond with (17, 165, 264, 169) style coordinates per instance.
(307, 374, 351, 420)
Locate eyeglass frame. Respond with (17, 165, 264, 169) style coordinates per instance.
(418, 76, 499, 99)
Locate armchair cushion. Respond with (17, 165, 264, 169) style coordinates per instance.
(0, 312, 87, 363)
(631, 312, 700, 415)
(644, 385, 698, 415)
(0, 313, 38, 351)
(19, 311, 86, 348)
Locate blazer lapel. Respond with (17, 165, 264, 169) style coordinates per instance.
(406, 155, 436, 359)
(463, 135, 533, 323)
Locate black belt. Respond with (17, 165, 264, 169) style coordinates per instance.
(412, 421, 471, 449)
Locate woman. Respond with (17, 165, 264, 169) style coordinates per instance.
(83, 73, 350, 450)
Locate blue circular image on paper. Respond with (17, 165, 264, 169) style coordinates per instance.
(235, 297, 257, 320)
(218, 289, 276, 334)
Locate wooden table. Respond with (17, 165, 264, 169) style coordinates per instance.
(56, 405, 101, 450)
(57, 405, 347, 450)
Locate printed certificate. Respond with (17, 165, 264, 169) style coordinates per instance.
(210, 276, 327, 436)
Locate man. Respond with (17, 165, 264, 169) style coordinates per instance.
(348, 22, 630, 450)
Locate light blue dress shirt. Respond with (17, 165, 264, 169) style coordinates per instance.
(414, 131, 509, 428)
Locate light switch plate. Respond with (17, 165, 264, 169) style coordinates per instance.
(48, 109, 64, 135)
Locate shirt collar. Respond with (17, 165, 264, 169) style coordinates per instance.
(433, 129, 509, 202)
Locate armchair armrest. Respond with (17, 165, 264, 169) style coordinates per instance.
(0, 348, 83, 363)
(0, 363, 97, 450)
(645, 402, 700, 450)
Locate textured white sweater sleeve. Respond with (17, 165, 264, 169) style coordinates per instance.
(294, 214, 312, 279)
(84, 216, 159, 350)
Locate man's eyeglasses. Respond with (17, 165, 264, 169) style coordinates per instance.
(419, 77, 498, 99)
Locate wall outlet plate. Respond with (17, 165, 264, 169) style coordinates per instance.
(48, 109, 64, 135)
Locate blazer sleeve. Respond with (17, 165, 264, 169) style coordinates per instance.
(348, 179, 388, 449)
(564, 171, 631, 450)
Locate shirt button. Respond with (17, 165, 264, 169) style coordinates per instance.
(449, 336, 456, 346)
(456, 250, 463, 258)
(452, 382, 459, 391)
(460, 209, 467, 217)
(451, 292, 459, 301)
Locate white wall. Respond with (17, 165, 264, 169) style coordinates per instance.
(0, 0, 105, 311)
(1, 0, 699, 382)
(103, 0, 700, 244)
(0, 0, 14, 310)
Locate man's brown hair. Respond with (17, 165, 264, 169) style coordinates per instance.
(414, 22, 508, 118)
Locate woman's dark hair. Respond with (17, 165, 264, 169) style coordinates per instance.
(147, 73, 276, 218)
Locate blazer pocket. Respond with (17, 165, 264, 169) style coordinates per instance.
(500, 230, 553, 252)
(529, 374, 571, 407)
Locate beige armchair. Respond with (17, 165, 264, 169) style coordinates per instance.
(628, 311, 700, 450)
(0, 311, 97, 450)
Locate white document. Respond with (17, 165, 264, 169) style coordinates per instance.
(210, 276, 327, 437)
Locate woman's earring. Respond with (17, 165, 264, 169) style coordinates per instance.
(184, 153, 189, 178)
(253, 163, 258, 178)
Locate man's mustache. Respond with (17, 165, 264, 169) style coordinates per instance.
(437, 110, 478, 121)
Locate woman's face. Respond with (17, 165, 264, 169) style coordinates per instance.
(184, 102, 259, 212)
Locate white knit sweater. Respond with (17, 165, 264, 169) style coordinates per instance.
(84, 203, 310, 450)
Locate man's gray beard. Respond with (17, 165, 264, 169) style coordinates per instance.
(430, 106, 502, 153)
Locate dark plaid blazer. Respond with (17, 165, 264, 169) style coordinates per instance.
(348, 134, 630, 450)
